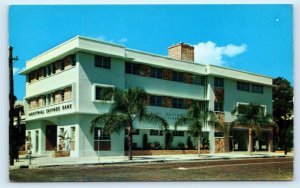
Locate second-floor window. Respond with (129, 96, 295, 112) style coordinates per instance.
(95, 86, 113, 101)
(94, 55, 111, 69)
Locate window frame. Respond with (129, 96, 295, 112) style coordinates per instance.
(92, 84, 114, 102)
(93, 127, 111, 151)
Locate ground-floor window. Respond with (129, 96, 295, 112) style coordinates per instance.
(94, 127, 111, 151)
(150, 129, 163, 136)
(173, 131, 184, 137)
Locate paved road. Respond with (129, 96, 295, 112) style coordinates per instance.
(10, 157, 293, 181)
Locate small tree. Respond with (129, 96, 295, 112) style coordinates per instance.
(58, 131, 71, 151)
(175, 101, 218, 156)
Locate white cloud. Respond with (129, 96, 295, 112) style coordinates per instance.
(193, 41, 247, 66)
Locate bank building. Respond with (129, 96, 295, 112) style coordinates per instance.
(20, 36, 273, 157)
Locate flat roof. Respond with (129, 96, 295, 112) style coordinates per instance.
(20, 35, 273, 86)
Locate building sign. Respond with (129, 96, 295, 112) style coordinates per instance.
(28, 103, 72, 117)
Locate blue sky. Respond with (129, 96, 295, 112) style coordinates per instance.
(9, 5, 293, 100)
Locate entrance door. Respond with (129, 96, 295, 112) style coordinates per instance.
(46, 125, 57, 150)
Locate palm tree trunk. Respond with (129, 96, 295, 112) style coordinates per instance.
(248, 128, 253, 155)
(128, 120, 133, 160)
(198, 135, 201, 157)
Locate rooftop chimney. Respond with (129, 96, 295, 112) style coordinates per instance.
(168, 42, 194, 62)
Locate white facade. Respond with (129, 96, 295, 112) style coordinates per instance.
(20, 36, 273, 157)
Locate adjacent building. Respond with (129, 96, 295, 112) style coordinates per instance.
(20, 36, 273, 157)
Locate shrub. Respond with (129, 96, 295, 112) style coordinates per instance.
(178, 142, 185, 150)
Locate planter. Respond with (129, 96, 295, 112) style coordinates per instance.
(53, 150, 70, 158)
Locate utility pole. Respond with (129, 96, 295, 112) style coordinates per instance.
(9, 46, 18, 166)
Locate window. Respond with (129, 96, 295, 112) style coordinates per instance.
(172, 71, 184, 82)
(192, 75, 205, 86)
(237, 81, 250, 92)
(125, 62, 140, 75)
(95, 55, 111, 69)
(47, 94, 52, 105)
(150, 129, 163, 136)
(61, 90, 65, 102)
(173, 131, 184, 137)
(251, 84, 263, 94)
(43, 67, 47, 77)
(149, 95, 163, 107)
(172, 98, 184, 109)
(150, 67, 162, 79)
(47, 64, 52, 76)
(94, 127, 111, 151)
(214, 77, 224, 88)
(52, 63, 56, 74)
(71, 54, 76, 66)
(214, 102, 224, 112)
(95, 86, 113, 101)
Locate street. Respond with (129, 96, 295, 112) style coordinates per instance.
(9, 157, 293, 181)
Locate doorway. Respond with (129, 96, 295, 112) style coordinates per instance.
(46, 125, 57, 150)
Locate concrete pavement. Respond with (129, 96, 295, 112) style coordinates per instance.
(9, 151, 293, 170)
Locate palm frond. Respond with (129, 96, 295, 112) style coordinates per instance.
(174, 116, 193, 130)
(140, 112, 169, 130)
(90, 113, 128, 134)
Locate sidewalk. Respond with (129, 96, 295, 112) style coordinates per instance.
(9, 151, 293, 170)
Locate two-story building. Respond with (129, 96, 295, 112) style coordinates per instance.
(20, 36, 273, 157)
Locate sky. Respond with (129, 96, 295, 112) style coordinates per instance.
(9, 5, 293, 100)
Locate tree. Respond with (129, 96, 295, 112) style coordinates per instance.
(231, 103, 273, 154)
(273, 77, 293, 154)
(174, 101, 217, 156)
(90, 87, 168, 160)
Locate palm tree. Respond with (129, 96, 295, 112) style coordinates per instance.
(174, 101, 218, 157)
(90, 87, 168, 160)
(231, 103, 273, 154)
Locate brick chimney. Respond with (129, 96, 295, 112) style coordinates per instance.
(168, 42, 194, 62)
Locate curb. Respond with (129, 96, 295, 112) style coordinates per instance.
(9, 154, 292, 170)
